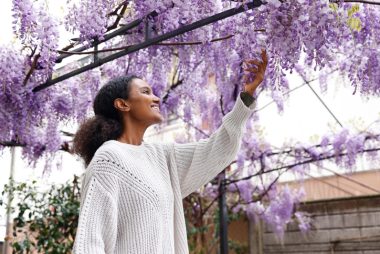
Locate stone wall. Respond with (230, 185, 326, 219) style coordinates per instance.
(260, 195, 380, 254)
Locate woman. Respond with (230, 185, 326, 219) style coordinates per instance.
(72, 50, 267, 254)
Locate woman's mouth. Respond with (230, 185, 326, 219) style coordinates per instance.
(151, 104, 160, 112)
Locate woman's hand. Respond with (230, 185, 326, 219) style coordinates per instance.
(242, 49, 268, 96)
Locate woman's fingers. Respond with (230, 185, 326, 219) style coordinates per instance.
(261, 49, 268, 64)
(244, 67, 258, 73)
(244, 59, 261, 66)
(244, 57, 267, 72)
(242, 49, 268, 95)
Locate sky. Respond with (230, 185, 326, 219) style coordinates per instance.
(1, 0, 380, 241)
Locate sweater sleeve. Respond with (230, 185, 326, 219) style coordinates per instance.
(172, 93, 256, 198)
(73, 172, 118, 254)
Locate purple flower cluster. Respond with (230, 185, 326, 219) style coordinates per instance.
(2, 1, 380, 229)
(65, 0, 117, 43)
(12, 0, 59, 77)
(242, 186, 306, 238)
(12, 0, 35, 45)
(294, 211, 312, 233)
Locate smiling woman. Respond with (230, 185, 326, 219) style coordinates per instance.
(73, 76, 165, 166)
(73, 75, 138, 166)
(114, 78, 164, 143)
(71, 51, 266, 254)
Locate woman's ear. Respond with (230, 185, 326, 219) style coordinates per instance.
(114, 98, 130, 112)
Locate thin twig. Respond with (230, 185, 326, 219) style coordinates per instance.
(57, 45, 132, 55)
(0, 141, 26, 147)
(56, 32, 267, 55)
(23, 54, 40, 85)
(226, 147, 380, 184)
(162, 79, 183, 103)
(304, 171, 356, 196)
(61, 42, 77, 52)
(315, 163, 380, 194)
(107, 1, 129, 32)
(220, 95, 226, 116)
(107, 1, 128, 17)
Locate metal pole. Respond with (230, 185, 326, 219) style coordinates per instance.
(55, 17, 146, 63)
(218, 169, 228, 254)
(2, 147, 16, 254)
(145, 17, 154, 40)
(94, 39, 99, 63)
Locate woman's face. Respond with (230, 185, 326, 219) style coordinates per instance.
(126, 78, 163, 125)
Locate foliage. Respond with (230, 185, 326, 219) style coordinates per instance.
(184, 185, 312, 253)
(0, 176, 80, 253)
(1, 177, 254, 253)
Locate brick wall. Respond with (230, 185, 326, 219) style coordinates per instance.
(260, 195, 380, 254)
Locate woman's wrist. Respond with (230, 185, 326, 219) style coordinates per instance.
(240, 91, 255, 107)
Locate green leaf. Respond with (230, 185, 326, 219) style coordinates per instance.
(348, 17, 362, 31)
(329, 3, 338, 12)
(348, 4, 360, 17)
(3, 177, 81, 253)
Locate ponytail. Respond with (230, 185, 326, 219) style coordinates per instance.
(73, 115, 122, 166)
(73, 75, 139, 166)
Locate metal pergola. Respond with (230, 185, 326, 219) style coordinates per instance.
(33, 0, 263, 92)
(30, 1, 264, 254)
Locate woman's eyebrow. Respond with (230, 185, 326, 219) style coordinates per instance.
(140, 86, 152, 91)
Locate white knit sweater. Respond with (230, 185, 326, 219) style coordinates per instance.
(73, 95, 255, 254)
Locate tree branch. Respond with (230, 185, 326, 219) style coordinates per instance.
(23, 54, 40, 85)
(57, 1, 131, 53)
(226, 147, 380, 185)
(162, 79, 183, 103)
(333, 0, 380, 6)
(220, 95, 226, 116)
(107, 1, 129, 32)
(0, 141, 26, 147)
(56, 31, 268, 56)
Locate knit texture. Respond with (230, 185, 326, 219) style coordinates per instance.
(73, 94, 256, 254)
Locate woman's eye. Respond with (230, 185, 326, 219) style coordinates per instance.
(143, 90, 150, 94)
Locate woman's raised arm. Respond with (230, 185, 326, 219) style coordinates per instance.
(166, 50, 268, 198)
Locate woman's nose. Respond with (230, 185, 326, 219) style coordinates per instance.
(153, 94, 160, 103)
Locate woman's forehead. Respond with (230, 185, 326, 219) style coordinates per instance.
(131, 78, 151, 89)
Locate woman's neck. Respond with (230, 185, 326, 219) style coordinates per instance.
(117, 119, 148, 146)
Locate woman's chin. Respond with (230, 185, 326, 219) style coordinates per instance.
(153, 115, 164, 124)
(157, 115, 164, 123)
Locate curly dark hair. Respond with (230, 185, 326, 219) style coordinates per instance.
(73, 75, 139, 166)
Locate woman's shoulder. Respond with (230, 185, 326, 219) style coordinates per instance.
(85, 141, 132, 172)
(88, 140, 176, 170)
(93, 140, 127, 159)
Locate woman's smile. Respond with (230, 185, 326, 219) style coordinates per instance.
(151, 103, 160, 112)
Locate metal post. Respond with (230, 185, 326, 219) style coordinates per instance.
(93, 39, 99, 63)
(2, 147, 16, 254)
(145, 17, 154, 41)
(218, 169, 228, 254)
